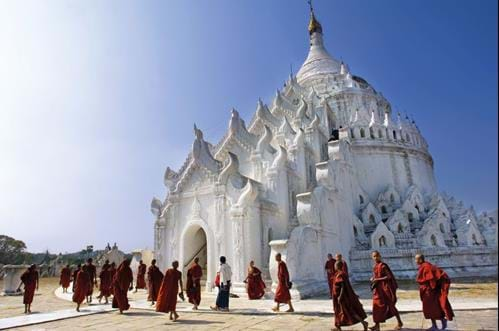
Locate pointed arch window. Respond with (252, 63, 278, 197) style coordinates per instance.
(392, 130, 397, 140)
(360, 128, 366, 138)
(353, 226, 358, 237)
(378, 129, 383, 138)
(430, 234, 437, 246)
(359, 195, 364, 205)
(381, 206, 388, 214)
(408, 213, 414, 223)
(397, 223, 404, 234)
(369, 214, 376, 224)
(379, 236, 386, 247)
(370, 127, 375, 139)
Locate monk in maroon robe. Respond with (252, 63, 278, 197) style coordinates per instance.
(59, 264, 71, 293)
(186, 257, 203, 309)
(370, 251, 403, 331)
(112, 259, 134, 313)
(272, 253, 294, 312)
(72, 265, 91, 312)
(156, 260, 183, 321)
(134, 260, 147, 292)
(336, 253, 348, 277)
(18, 265, 39, 314)
(147, 259, 164, 305)
(415, 254, 454, 331)
(97, 260, 112, 304)
(245, 260, 266, 300)
(332, 260, 368, 331)
(71, 264, 81, 292)
(85, 258, 97, 303)
(325, 254, 336, 298)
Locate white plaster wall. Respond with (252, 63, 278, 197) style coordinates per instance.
(352, 147, 436, 202)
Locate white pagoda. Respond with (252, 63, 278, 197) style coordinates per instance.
(151, 6, 497, 298)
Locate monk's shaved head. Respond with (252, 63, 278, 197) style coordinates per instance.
(415, 254, 425, 264)
(372, 250, 381, 262)
(327, 253, 333, 259)
(335, 260, 344, 271)
(335, 253, 343, 260)
(172, 260, 179, 269)
(151, 259, 156, 265)
(194, 257, 199, 263)
(275, 253, 282, 261)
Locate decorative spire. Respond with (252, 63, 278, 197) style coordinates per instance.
(307, 0, 322, 35)
(297, 0, 341, 84)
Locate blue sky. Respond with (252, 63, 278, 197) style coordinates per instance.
(0, 0, 497, 253)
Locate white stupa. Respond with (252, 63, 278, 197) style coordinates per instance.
(150, 6, 497, 298)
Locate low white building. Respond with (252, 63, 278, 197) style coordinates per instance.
(150, 7, 497, 298)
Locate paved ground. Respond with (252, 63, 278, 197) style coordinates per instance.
(9, 308, 499, 330)
(1, 278, 497, 330)
(0, 279, 74, 319)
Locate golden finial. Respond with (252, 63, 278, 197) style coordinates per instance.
(307, 0, 322, 35)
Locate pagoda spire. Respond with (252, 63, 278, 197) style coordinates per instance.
(297, 0, 341, 84)
(307, 0, 323, 35)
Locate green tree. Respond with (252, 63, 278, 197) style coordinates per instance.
(0, 235, 28, 264)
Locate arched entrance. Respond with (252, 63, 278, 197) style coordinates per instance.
(181, 224, 208, 288)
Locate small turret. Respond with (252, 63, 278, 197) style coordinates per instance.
(369, 109, 377, 127)
(340, 61, 350, 75)
(383, 111, 391, 127)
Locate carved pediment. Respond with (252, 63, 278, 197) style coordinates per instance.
(361, 203, 382, 226)
(418, 218, 448, 248)
(455, 219, 485, 247)
(371, 222, 395, 249)
(386, 209, 410, 234)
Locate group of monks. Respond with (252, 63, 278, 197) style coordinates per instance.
(324, 251, 454, 331)
(66, 258, 165, 314)
(17, 252, 454, 330)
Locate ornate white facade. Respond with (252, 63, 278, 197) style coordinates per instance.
(151, 9, 497, 297)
